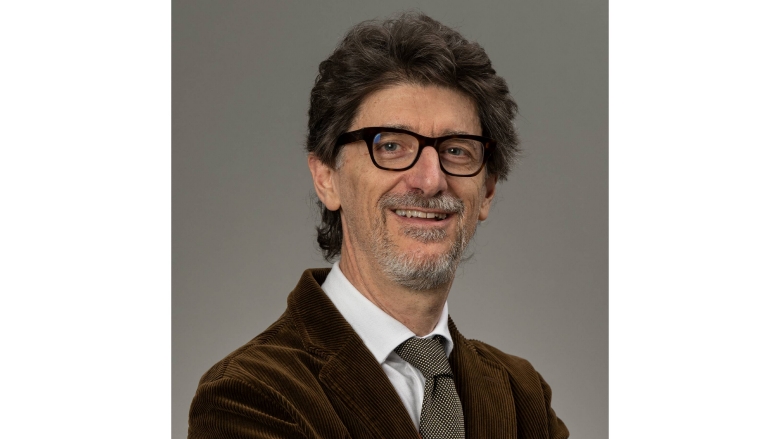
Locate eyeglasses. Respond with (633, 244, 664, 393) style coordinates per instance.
(335, 127, 495, 177)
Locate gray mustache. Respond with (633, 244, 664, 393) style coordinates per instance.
(378, 192, 465, 214)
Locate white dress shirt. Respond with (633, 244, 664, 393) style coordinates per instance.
(320, 261, 454, 429)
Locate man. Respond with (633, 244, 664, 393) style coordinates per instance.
(189, 12, 568, 439)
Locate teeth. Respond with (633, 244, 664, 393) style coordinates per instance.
(394, 209, 447, 220)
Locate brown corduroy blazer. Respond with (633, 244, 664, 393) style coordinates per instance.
(188, 268, 569, 439)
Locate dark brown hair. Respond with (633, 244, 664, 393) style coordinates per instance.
(307, 12, 519, 261)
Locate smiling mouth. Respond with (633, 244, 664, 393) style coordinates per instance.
(394, 209, 448, 221)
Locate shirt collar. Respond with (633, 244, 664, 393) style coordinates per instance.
(321, 261, 454, 364)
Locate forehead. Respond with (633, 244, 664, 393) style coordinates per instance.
(350, 84, 481, 137)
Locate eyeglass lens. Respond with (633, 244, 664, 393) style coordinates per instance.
(371, 132, 484, 175)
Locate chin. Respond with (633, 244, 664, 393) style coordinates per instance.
(400, 225, 449, 244)
(381, 253, 457, 291)
(376, 236, 465, 291)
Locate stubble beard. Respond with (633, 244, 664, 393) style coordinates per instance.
(370, 192, 474, 291)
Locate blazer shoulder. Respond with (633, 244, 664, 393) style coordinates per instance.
(464, 338, 555, 400)
(189, 312, 324, 438)
(197, 311, 316, 386)
(465, 338, 537, 377)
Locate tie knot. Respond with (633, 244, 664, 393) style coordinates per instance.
(394, 335, 452, 378)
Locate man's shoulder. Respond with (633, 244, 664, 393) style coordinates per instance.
(197, 311, 320, 389)
(448, 320, 539, 381)
(197, 268, 337, 387)
(455, 334, 549, 395)
(189, 310, 336, 438)
(465, 338, 537, 375)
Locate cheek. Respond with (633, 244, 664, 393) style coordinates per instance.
(340, 174, 376, 220)
(460, 184, 487, 217)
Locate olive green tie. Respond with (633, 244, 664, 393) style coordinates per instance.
(395, 335, 465, 439)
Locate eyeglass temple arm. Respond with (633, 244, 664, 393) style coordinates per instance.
(336, 130, 363, 146)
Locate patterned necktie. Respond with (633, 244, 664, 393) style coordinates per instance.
(394, 335, 465, 439)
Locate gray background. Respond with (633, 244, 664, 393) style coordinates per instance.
(173, 0, 607, 438)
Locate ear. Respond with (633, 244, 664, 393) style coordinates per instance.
(478, 174, 497, 221)
(308, 153, 341, 211)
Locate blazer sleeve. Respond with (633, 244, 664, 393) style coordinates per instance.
(538, 372, 569, 439)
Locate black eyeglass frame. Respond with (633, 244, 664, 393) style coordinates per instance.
(335, 127, 496, 177)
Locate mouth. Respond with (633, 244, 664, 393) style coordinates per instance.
(393, 209, 449, 221)
(379, 192, 464, 227)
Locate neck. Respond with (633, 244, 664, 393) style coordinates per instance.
(338, 250, 453, 337)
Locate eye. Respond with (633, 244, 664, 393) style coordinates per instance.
(380, 142, 401, 152)
(440, 138, 481, 162)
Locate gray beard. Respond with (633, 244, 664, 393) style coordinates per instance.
(371, 193, 472, 291)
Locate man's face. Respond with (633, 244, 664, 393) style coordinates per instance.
(319, 84, 496, 290)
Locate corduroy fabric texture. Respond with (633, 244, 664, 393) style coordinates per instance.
(188, 269, 569, 439)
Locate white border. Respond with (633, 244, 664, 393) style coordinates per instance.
(1, 2, 170, 437)
(611, 0, 780, 436)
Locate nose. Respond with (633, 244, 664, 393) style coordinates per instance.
(404, 145, 448, 196)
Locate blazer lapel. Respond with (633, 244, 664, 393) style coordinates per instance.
(319, 334, 420, 439)
(449, 320, 517, 439)
(289, 269, 419, 438)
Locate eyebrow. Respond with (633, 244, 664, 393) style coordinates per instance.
(383, 124, 475, 137)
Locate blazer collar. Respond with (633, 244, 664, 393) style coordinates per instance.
(286, 268, 354, 355)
